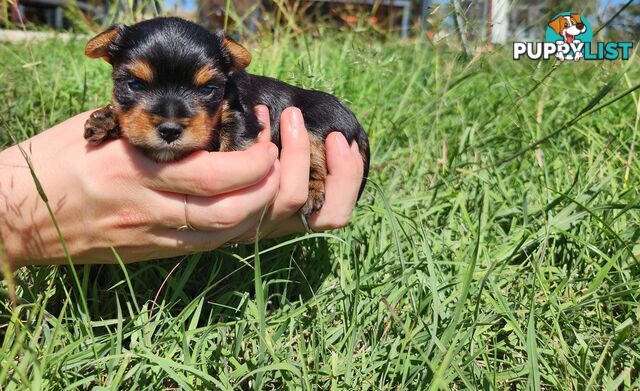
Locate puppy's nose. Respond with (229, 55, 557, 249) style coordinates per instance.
(577, 23, 585, 30)
(158, 123, 183, 143)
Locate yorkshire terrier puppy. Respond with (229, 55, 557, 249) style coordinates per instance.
(84, 17, 369, 216)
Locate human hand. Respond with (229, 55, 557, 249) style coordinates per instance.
(0, 110, 281, 267)
(233, 105, 365, 241)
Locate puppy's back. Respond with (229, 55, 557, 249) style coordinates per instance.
(229, 70, 370, 196)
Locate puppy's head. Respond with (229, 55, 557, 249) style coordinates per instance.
(548, 14, 586, 42)
(85, 17, 251, 161)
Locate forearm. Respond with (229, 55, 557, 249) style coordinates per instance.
(0, 147, 11, 267)
(0, 143, 43, 267)
(0, 138, 89, 268)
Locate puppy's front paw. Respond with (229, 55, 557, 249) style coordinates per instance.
(84, 105, 120, 145)
(300, 179, 325, 216)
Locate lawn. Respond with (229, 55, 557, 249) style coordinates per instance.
(1, 25, 640, 389)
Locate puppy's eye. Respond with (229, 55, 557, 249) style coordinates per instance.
(128, 80, 143, 92)
(200, 84, 218, 95)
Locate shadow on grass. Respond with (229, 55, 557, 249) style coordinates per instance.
(53, 236, 336, 323)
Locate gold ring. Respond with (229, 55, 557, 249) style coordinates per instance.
(177, 194, 196, 231)
(299, 211, 313, 233)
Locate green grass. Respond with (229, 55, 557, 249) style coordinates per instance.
(1, 28, 640, 389)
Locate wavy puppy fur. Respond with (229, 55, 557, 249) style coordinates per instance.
(84, 17, 370, 216)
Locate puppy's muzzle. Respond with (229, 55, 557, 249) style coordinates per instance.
(150, 96, 193, 144)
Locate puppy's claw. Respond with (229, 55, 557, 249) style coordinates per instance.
(84, 122, 111, 144)
(84, 127, 101, 144)
(300, 182, 325, 216)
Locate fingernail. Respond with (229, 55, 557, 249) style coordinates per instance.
(334, 134, 350, 156)
(286, 107, 304, 132)
(350, 140, 359, 154)
(256, 105, 268, 117)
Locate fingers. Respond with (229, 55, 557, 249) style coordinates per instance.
(264, 132, 364, 237)
(156, 161, 280, 233)
(186, 162, 279, 231)
(143, 209, 262, 255)
(255, 105, 272, 143)
(233, 107, 313, 242)
(138, 142, 279, 197)
(269, 107, 310, 221)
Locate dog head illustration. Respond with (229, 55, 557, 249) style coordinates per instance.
(548, 14, 586, 44)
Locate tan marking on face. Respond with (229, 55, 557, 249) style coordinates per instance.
(118, 104, 221, 161)
(128, 59, 154, 82)
(179, 107, 218, 150)
(193, 65, 219, 86)
(118, 106, 157, 148)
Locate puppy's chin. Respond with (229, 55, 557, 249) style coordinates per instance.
(138, 145, 196, 162)
(123, 132, 206, 162)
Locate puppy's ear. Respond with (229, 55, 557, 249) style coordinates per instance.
(216, 31, 251, 71)
(85, 25, 125, 62)
(547, 17, 564, 35)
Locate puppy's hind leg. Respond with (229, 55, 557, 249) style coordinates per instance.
(300, 137, 327, 216)
(84, 104, 121, 145)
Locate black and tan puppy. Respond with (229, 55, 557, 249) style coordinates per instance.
(84, 17, 369, 216)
